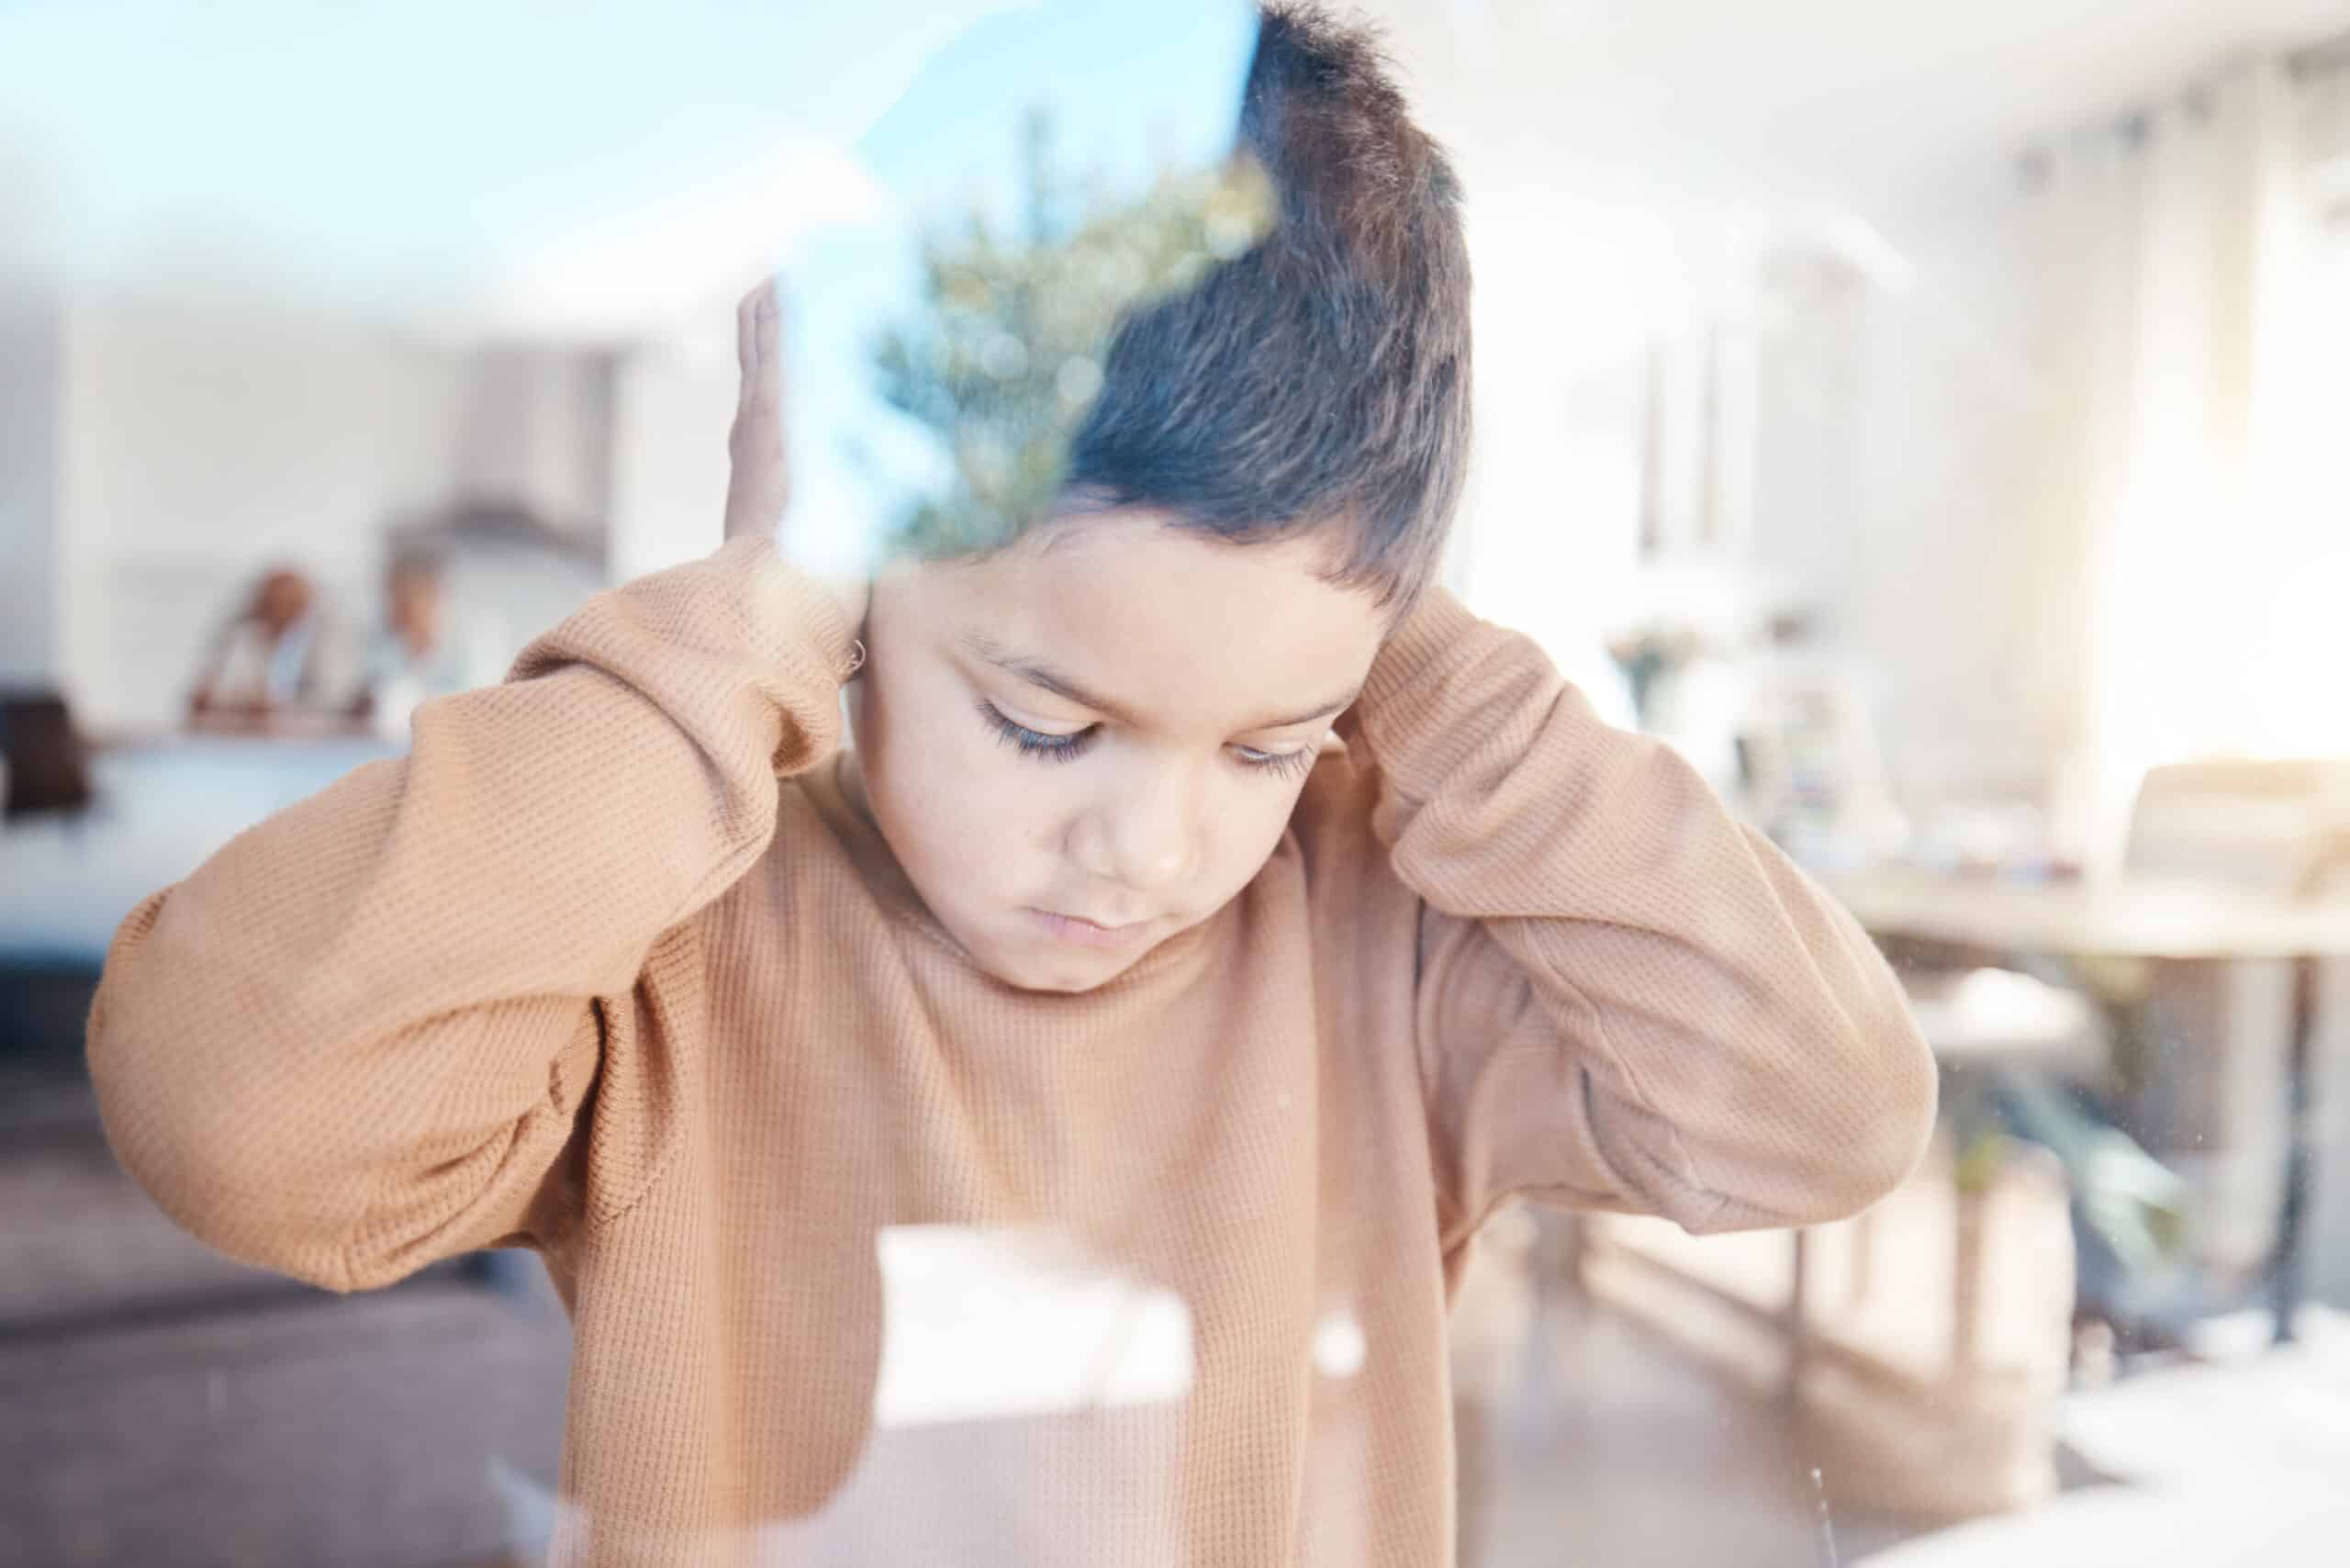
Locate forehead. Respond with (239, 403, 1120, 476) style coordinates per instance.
(940, 514, 1385, 729)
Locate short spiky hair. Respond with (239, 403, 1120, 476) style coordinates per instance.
(1062, 3, 1472, 610)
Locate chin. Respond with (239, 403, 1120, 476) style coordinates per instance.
(991, 953, 1135, 995)
(968, 935, 1147, 996)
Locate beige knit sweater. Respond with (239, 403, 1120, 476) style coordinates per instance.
(88, 538, 1935, 1567)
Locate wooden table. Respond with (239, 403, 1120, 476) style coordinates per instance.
(1826, 867, 2350, 1343)
(1828, 868, 2350, 965)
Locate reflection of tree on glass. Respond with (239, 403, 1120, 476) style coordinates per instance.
(868, 109, 1274, 557)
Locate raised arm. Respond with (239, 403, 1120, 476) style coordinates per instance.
(1343, 589, 1935, 1246)
(90, 537, 858, 1292)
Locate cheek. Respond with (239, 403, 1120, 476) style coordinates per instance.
(1203, 779, 1305, 887)
(858, 669, 1069, 884)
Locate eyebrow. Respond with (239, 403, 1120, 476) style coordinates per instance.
(959, 632, 1360, 733)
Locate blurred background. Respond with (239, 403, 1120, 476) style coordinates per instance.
(5, 2, 2350, 1564)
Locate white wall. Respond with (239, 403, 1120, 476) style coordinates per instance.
(453, 345, 618, 543)
(7, 290, 651, 735)
(55, 293, 465, 732)
(1442, 193, 1708, 725)
(0, 288, 64, 686)
(1741, 191, 2065, 809)
(610, 342, 737, 584)
(1449, 178, 2076, 810)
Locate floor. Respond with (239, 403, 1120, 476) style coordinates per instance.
(430, 1305, 2350, 1568)
(1460, 1296, 2350, 1568)
(1860, 1309, 2350, 1568)
(1459, 1295, 1910, 1568)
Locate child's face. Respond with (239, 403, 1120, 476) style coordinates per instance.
(845, 512, 1388, 993)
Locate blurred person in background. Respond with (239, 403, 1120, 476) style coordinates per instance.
(185, 566, 352, 734)
(352, 550, 507, 740)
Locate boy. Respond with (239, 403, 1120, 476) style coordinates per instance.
(88, 7, 1933, 1564)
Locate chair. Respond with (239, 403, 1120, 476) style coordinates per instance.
(0, 690, 95, 818)
(2099, 760, 2350, 1289)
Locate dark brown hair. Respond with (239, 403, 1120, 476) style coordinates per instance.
(1062, 3, 1472, 610)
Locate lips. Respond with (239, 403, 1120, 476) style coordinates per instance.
(1029, 908, 1154, 950)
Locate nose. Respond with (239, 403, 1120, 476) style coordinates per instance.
(1069, 756, 1204, 896)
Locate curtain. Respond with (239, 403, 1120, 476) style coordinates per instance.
(2027, 55, 2350, 870)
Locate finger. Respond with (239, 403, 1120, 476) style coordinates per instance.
(735, 279, 776, 381)
(752, 278, 780, 370)
(747, 282, 783, 414)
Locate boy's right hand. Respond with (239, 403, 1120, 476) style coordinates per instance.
(722, 278, 868, 656)
(723, 280, 790, 544)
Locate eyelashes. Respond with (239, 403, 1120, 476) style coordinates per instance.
(1240, 745, 1321, 782)
(978, 699, 1091, 764)
(976, 700, 1318, 781)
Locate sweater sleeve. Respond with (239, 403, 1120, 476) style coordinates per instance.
(1342, 588, 1936, 1244)
(86, 537, 856, 1291)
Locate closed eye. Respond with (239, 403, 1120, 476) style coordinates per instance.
(1233, 745, 1320, 782)
(979, 699, 1323, 783)
(978, 699, 1094, 762)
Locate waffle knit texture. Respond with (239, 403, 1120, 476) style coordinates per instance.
(88, 537, 1935, 1567)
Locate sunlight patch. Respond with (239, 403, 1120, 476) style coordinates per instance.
(871, 1225, 1195, 1428)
